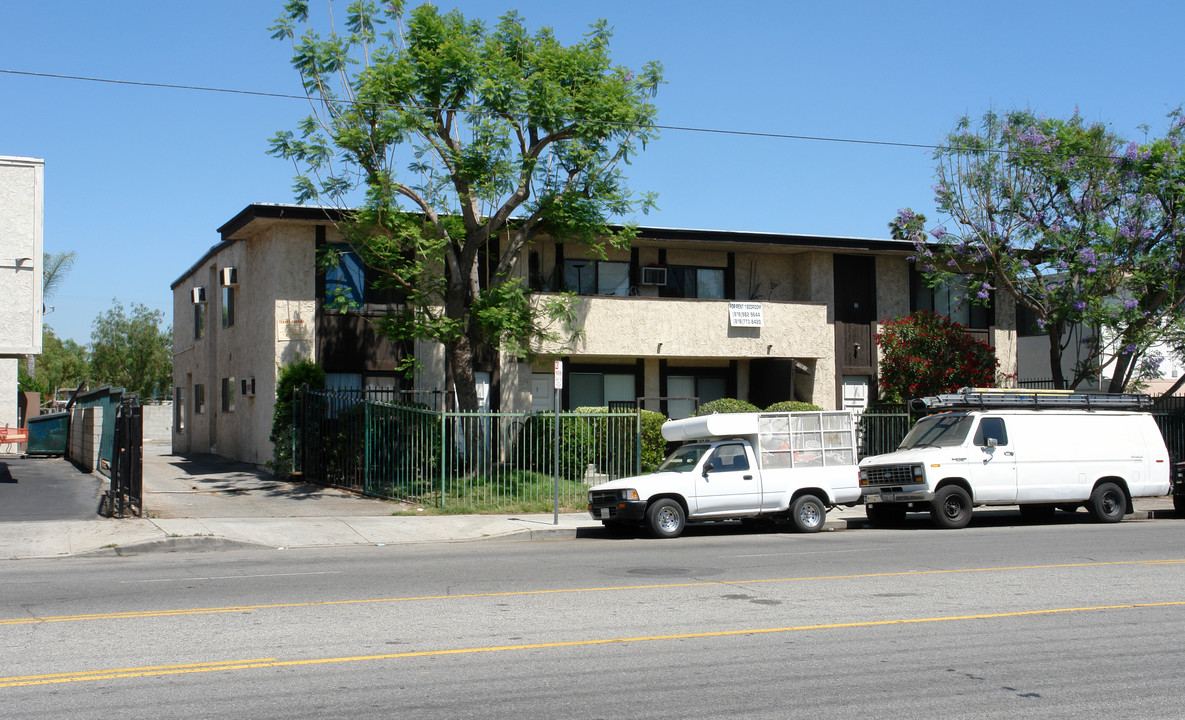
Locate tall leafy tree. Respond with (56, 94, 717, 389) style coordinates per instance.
(894, 107, 1185, 391)
(268, 1, 663, 411)
(24, 328, 89, 398)
(89, 300, 172, 401)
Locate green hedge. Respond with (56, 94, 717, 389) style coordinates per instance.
(763, 400, 822, 412)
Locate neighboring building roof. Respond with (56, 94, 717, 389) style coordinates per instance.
(171, 202, 915, 289)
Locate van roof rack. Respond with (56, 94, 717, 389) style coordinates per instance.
(910, 387, 1152, 412)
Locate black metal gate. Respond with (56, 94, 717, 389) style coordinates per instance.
(99, 397, 143, 518)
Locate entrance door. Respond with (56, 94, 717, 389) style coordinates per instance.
(842, 376, 870, 414)
(834, 255, 877, 405)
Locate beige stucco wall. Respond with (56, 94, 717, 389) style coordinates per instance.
(0, 157, 43, 358)
(0, 157, 43, 428)
(536, 295, 832, 360)
(172, 222, 317, 467)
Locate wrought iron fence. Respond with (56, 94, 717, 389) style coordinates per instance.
(294, 389, 641, 509)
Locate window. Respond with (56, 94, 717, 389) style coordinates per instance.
(667, 375, 728, 419)
(221, 286, 235, 328)
(709, 444, 750, 472)
(325, 245, 365, 309)
(563, 260, 630, 296)
(221, 377, 235, 412)
(912, 270, 991, 329)
(569, 372, 635, 409)
(194, 384, 206, 414)
(194, 303, 206, 339)
(174, 386, 184, 432)
(974, 417, 1008, 447)
(661, 266, 725, 299)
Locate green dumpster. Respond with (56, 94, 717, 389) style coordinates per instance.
(26, 412, 69, 456)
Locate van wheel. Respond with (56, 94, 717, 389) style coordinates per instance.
(1087, 482, 1125, 523)
(646, 499, 686, 539)
(866, 503, 907, 527)
(931, 486, 972, 529)
(791, 495, 826, 533)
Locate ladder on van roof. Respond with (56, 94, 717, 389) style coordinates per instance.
(910, 387, 1153, 412)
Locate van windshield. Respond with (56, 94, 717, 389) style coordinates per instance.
(656, 444, 710, 473)
(898, 413, 974, 449)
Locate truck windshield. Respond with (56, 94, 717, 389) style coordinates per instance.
(898, 413, 974, 449)
(656, 444, 710, 473)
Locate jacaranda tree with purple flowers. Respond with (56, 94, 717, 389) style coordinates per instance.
(893, 107, 1185, 392)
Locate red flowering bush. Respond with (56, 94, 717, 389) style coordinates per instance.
(876, 311, 999, 402)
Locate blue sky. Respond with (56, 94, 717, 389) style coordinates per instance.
(3, 0, 1183, 345)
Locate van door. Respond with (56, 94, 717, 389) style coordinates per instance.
(696, 443, 761, 515)
(969, 417, 1017, 503)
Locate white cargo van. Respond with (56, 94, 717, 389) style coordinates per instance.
(587, 411, 861, 538)
(858, 389, 1170, 529)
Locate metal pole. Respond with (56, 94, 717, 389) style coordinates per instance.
(553, 387, 560, 525)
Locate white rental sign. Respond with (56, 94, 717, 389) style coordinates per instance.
(729, 302, 764, 327)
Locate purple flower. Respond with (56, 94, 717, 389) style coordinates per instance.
(930, 226, 948, 240)
(977, 289, 990, 299)
(1124, 298, 1139, 310)
(1125, 142, 1139, 160)
(1073, 300, 1087, 311)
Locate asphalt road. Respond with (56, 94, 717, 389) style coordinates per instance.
(3, 518, 1185, 718)
(0, 458, 104, 521)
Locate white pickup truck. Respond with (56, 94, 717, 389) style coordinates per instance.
(587, 411, 862, 538)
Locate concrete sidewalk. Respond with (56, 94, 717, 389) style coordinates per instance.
(0, 443, 1177, 559)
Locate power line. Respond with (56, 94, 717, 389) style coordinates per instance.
(0, 67, 945, 153)
(0, 67, 1130, 161)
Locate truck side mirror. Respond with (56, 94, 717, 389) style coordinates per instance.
(986, 437, 998, 448)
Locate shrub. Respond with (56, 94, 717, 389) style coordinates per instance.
(763, 400, 822, 412)
(695, 398, 760, 415)
(639, 409, 667, 471)
(876, 311, 999, 402)
(269, 357, 326, 477)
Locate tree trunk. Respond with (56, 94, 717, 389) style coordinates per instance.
(1047, 322, 1066, 389)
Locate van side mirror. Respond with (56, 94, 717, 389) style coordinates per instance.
(702, 461, 715, 477)
(986, 437, 999, 448)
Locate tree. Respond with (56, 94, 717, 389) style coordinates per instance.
(269, 356, 326, 477)
(89, 300, 172, 400)
(268, 1, 663, 411)
(876, 312, 999, 402)
(893, 107, 1185, 392)
(21, 328, 88, 397)
(42, 251, 75, 303)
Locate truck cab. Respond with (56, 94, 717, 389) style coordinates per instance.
(589, 411, 861, 538)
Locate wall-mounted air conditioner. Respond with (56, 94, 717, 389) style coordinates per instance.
(240, 377, 255, 397)
(220, 267, 238, 286)
(191, 286, 206, 304)
(641, 266, 667, 286)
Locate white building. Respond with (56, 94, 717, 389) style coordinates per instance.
(0, 156, 44, 428)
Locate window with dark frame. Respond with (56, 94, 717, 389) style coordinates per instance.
(221, 377, 235, 412)
(221, 286, 235, 328)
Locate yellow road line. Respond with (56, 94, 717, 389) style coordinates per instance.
(2, 558, 1181, 627)
(3, 600, 1184, 689)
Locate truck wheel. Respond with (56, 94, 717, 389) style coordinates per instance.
(1087, 482, 1125, 523)
(791, 495, 826, 533)
(930, 486, 972, 529)
(866, 503, 906, 527)
(646, 499, 685, 539)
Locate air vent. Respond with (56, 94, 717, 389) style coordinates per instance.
(191, 287, 206, 304)
(220, 267, 238, 286)
(641, 266, 666, 286)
